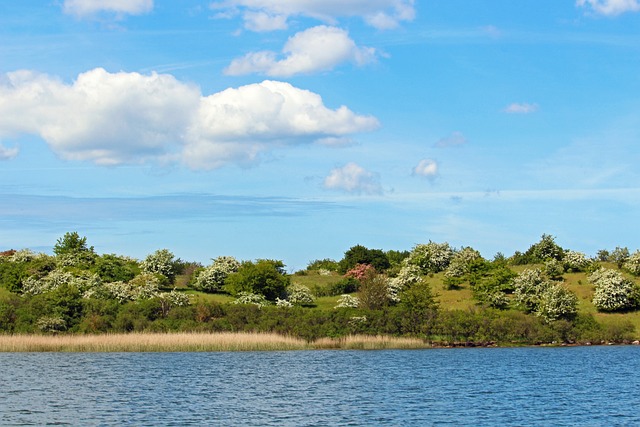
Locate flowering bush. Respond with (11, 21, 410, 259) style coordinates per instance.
(9, 249, 43, 263)
(335, 294, 360, 308)
(544, 259, 564, 280)
(22, 270, 102, 296)
(286, 284, 315, 305)
(232, 292, 269, 307)
(192, 256, 241, 292)
(36, 316, 67, 333)
(536, 284, 578, 322)
(589, 268, 640, 312)
(407, 241, 454, 274)
(275, 297, 293, 308)
(512, 268, 552, 313)
(141, 249, 177, 283)
(562, 250, 589, 272)
(345, 264, 376, 281)
(623, 251, 640, 276)
(388, 264, 423, 303)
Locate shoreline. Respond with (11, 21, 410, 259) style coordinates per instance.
(1, 332, 639, 352)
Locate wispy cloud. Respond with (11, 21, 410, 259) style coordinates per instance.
(503, 102, 539, 114)
(0, 143, 19, 160)
(225, 26, 377, 77)
(576, 0, 640, 16)
(435, 131, 467, 148)
(210, 0, 415, 31)
(63, 0, 154, 18)
(323, 162, 382, 195)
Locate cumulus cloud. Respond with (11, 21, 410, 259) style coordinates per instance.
(435, 131, 467, 148)
(225, 26, 377, 77)
(0, 68, 379, 170)
(323, 162, 382, 195)
(576, 0, 640, 15)
(503, 103, 539, 114)
(0, 143, 19, 160)
(413, 159, 438, 179)
(210, 0, 415, 31)
(63, 0, 154, 18)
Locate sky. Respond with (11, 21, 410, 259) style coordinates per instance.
(1, 0, 640, 270)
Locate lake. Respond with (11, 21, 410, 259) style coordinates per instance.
(1, 346, 639, 426)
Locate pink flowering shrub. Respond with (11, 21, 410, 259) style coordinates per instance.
(345, 264, 376, 281)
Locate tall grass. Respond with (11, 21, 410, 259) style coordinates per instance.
(0, 333, 432, 352)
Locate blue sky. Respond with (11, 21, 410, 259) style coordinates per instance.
(1, 0, 640, 270)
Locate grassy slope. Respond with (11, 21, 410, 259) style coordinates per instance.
(290, 267, 640, 337)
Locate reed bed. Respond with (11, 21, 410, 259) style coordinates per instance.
(0, 332, 310, 352)
(0, 333, 432, 352)
(312, 335, 430, 350)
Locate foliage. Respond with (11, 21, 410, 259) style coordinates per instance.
(589, 268, 640, 312)
(512, 268, 553, 313)
(192, 256, 241, 292)
(562, 250, 590, 273)
(388, 264, 423, 303)
(53, 232, 94, 257)
(512, 234, 564, 265)
(286, 284, 315, 305)
(338, 245, 390, 274)
(610, 247, 630, 269)
(536, 284, 578, 322)
(544, 259, 564, 280)
(141, 249, 178, 284)
(623, 250, 640, 276)
(358, 273, 391, 310)
(225, 259, 289, 301)
(91, 254, 138, 283)
(344, 263, 376, 281)
(232, 292, 269, 307)
(406, 241, 454, 274)
(335, 294, 360, 309)
(306, 258, 339, 272)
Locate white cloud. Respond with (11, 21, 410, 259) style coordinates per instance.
(435, 131, 467, 148)
(323, 162, 382, 195)
(0, 143, 19, 160)
(413, 159, 438, 179)
(210, 0, 415, 31)
(503, 102, 539, 114)
(576, 0, 640, 16)
(225, 26, 377, 77)
(63, 0, 154, 18)
(0, 68, 379, 170)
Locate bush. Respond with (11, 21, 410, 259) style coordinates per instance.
(536, 284, 578, 322)
(406, 241, 454, 274)
(623, 250, 640, 276)
(141, 249, 178, 284)
(225, 259, 289, 301)
(589, 268, 640, 312)
(338, 245, 390, 274)
(192, 256, 240, 292)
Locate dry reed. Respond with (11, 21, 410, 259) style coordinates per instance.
(0, 333, 432, 352)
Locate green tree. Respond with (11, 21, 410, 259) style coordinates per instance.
(358, 272, 391, 310)
(338, 245, 390, 274)
(525, 234, 564, 263)
(141, 249, 178, 284)
(91, 254, 138, 282)
(225, 259, 289, 301)
(53, 232, 93, 256)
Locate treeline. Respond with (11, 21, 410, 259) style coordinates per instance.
(0, 232, 639, 344)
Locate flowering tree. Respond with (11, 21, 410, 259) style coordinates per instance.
(623, 250, 640, 276)
(286, 284, 315, 305)
(512, 268, 553, 313)
(406, 241, 454, 274)
(589, 268, 640, 312)
(192, 256, 241, 292)
(345, 263, 376, 281)
(141, 249, 178, 284)
(562, 250, 590, 272)
(335, 294, 360, 308)
(536, 284, 578, 322)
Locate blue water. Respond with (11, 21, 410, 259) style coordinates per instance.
(1, 346, 639, 426)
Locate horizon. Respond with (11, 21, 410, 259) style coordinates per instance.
(2, 1, 640, 270)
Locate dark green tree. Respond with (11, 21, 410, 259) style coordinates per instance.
(225, 259, 289, 301)
(339, 245, 390, 274)
(53, 232, 93, 256)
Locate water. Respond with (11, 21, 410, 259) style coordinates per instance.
(1, 346, 640, 426)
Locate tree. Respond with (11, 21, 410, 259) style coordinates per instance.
(141, 249, 178, 284)
(192, 256, 240, 292)
(512, 268, 552, 313)
(358, 272, 391, 310)
(406, 241, 454, 274)
(53, 232, 93, 256)
(225, 259, 289, 301)
(525, 234, 564, 263)
(338, 245, 390, 274)
(536, 284, 578, 322)
(623, 250, 640, 276)
(589, 268, 640, 312)
(610, 247, 630, 269)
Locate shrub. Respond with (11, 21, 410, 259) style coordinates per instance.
(232, 292, 269, 307)
(512, 268, 552, 313)
(562, 250, 589, 272)
(338, 245, 390, 274)
(623, 250, 640, 276)
(589, 268, 640, 312)
(335, 294, 360, 309)
(536, 284, 578, 322)
(141, 249, 178, 284)
(407, 241, 454, 274)
(225, 259, 289, 301)
(192, 256, 240, 292)
(286, 284, 315, 305)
